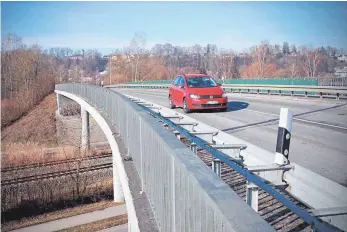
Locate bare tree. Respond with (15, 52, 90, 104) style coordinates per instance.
(301, 47, 321, 77)
(252, 41, 273, 78)
(129, 32, 146, 82)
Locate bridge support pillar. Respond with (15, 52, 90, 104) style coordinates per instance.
(113, 160, 124, 202)
(57, 93, 62, 116)
(81, 107, 90, 151)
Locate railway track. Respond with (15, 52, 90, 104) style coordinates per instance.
(1, 153, 112, 172)
(1, 162, 113, 186)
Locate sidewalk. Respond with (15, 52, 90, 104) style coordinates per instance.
(10, 204, 127, 232)
(97, 224, 128, 232)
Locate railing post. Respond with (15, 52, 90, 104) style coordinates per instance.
(173, 131, 181, 140)
(190, 142, 197, 154)
(212, 158, 222, 177)
(274, 108, 293, 165)
(139, 117, 144, 194)
(246, 181, 259, 212)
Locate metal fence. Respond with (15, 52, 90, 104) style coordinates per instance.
(318, 77, 347, 86)
(124, 77, 347, 86)
(55, 84, 274, 232)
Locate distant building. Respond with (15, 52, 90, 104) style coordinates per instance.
(99, 70, 108, 76)
(82, 77, 93, 82)
(334, 67, 347, 78)
(337, 55, 347, 62)
(69, 54, 83, 60)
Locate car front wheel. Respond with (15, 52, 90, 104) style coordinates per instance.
(183, 98, 191, 113)
(169, 96, 175, 109)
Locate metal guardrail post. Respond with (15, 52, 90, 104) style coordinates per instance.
(212, 158, 222, 177)
(246, 181, 259, 212)
(190, 142, 197, 154)
(274, 108, 292, 165)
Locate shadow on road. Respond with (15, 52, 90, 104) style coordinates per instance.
(226, 101, 249, 112)
(199, 101, 249, 113)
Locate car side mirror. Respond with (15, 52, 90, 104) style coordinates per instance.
(178, 84, 184, 89)
(217, 83, 222, 86)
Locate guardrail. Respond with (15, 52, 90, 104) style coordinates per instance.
(123, 77, 347, 87)
(122, 93, 347, 232)
(55, 84, 274, 232)
(110, 83, 347, 100)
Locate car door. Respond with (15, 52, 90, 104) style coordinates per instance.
(171, 76, 180, 105)
(176, 76, 186, 106)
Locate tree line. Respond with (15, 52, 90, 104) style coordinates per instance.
(106, 33, 346, 84)
(1, 34, 109, 127)
(1, 32, 346, 127)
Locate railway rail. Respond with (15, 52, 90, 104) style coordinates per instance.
(1, 153, 112, 173)
(1, 162, 112, 186)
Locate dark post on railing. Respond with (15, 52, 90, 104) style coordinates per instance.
(274, 108, 293, 165)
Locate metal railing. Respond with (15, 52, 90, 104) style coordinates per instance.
(122, 93, 347, 232)
(124, 77, 347, 87)
(110, 83, 347, 99)
(318, 77, 347, 86)
(55, 84, 274, 232)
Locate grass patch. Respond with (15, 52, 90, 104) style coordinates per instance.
(1, 93, 58, 146)
(1, 201, 124, 232)
(56, 214, 128, 232)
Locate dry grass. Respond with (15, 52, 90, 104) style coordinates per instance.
(1, 93, 58, 147)
(56, 214, 128, 232)
(1, 142, 111, 167)
(1, 201, 124, 232)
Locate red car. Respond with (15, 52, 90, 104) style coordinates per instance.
(169, 74, 228, 113)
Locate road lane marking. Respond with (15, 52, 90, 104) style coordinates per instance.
(245, 109, 347, 131)
(116, 88, 347, 131)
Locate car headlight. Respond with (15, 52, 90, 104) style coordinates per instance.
(189, 94, 200, 99)
(222, 93, 227, 98)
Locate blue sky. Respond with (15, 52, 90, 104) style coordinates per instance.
(2, 1, 347, 55)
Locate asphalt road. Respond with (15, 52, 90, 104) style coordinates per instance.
(113, 88, 347, 187)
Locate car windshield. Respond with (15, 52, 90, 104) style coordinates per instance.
(186, 77, 218, 88)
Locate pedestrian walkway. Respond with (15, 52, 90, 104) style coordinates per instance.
(97, 223, 128, 232)
(10, 204, 127, 232)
